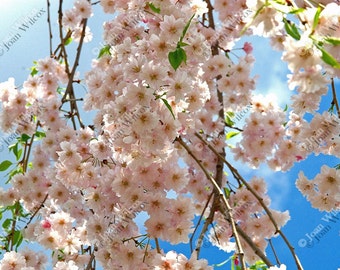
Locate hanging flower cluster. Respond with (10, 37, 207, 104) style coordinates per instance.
(0, 0, 339, 269)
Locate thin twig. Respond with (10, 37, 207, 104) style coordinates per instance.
(60, 18, 87, 130)
(143, 238, 150, 263)
(190, 192, 213, 253)
(24, 194, 49, 229)
(194, 203, 215, 258)
(85, 248, 96, 270)
(331, 78, 340, 118)
(155, 238, 161, 253)
(58, 0, 70, 75)
(268, 238, 281, 265)
(47, 0, 53, 56)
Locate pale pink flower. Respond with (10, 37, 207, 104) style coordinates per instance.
(0, 187, 18, 207)
(74, 0, 92, 19)
(287, 66, 330, 94)
(190, 0, 208, 16)
(152, 251, 179, 270)
(160, 15, 185, 43)
(37, 57, 56, 73)
(291, 92, 321, 115)
(314, 165, 340, 196)
(0, 251, 27, 269)
(89, 136, 112, 161)
(246, 0, 283, 36)
(37, 229, 62, 249)
(100, 0, 115, 13)
(145, 214, 171, 240)
(62, 9, 81, 29)
(310, 193, 338, 211)
(72, 25, 93, 43)
(282, 34, 322, 72)
(204, 54, 232, 79)
(20, 249, 38, 268)
(140, 61, 167, 89)
(58, 141, 82, 164)
(296, 171, 316, 198)
(167, 219, 193, 244)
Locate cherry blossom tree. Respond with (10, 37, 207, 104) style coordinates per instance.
(0, 0, 339, 269)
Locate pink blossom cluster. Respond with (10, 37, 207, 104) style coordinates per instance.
(0, 0, 340, 269)
(62, 0, 93, 42)
(296, 165, 340, 211)
(0, 250, 47, 270)
(208, 177, 290, 264)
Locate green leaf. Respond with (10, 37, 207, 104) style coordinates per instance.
(18, 134, 31, 143)
(0, 160, 12, 171)
(315, 44, 340, 68)
(223, 187, 231, 199)
(283, 18, 301, 40)
(289, 8, 305, 14)
(30, 67, 38, 77)
(97, 45, 111, 59)
(64, 37, 72, 46)
(168, 47, 187, 70)
(324, 37, 340, 46)
(34, 131, 46, 140)
(178, 41, 189, 47)
(334, 164, 340, 170)
(225, 112, 235, 127)
(2, 218, 11, 230)
(13, 145, 22, 161)
(312, 6, 322, 32)
(148, 2, 160, 14)
(161, 98, 175, 119)
(13, 230, 23, 249)
(57, 86, 65, 95)
(283, 104, 288, 112)
(179, 14, 195, 43)
(226, 131, 240, 140)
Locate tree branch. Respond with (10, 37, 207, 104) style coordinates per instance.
(47, 0, 53, 57)
(175, 136, 246, 269)
(195, 132, 304, 270)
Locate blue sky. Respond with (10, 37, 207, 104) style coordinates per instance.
(0, 1, 339, 269)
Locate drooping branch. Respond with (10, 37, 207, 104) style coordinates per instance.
(195, 132, 304, 270)
(176, 136, 246, 269)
